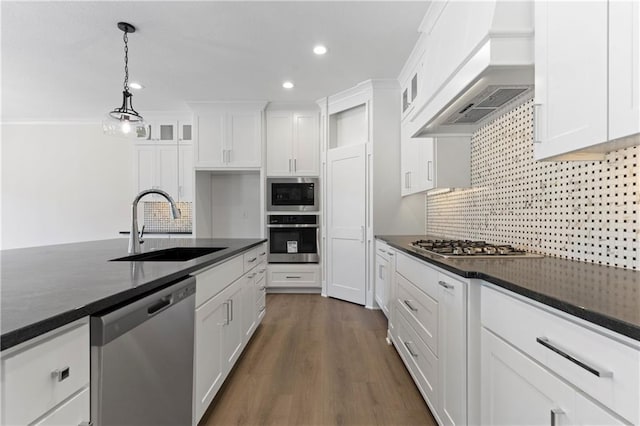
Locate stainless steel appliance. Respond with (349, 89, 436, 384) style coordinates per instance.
(91, 276, 196, 426)
(409, 239, 543, 258)
(267, 177, 319, 212)
(267, 215, 319, 263)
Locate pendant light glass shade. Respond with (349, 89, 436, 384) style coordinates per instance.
(103, 22, 145, 139)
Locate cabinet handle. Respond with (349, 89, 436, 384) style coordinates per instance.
(247, 257, 257, 263)
(427, 161, 433, 181)
(293, 158, 297, 172)
(51, 366, 70, 382)
(259, 286, 266, 291)
(388, 252, 394, 256)
(536, 337, 612, 377)
(533, 103, 542, 144)
(248, 273, 256, 279)
(79, 422, 94, 426)
(378, 264, 384, 279)
(289, 159, 292, 172)
(403, 300, 418, 312)
(403, 341, 418, 358)
(229, 299, 234, 322)
(260, 252, 267, 256)
(438, 280, 454, 290)
(360, 226, 365, 243)
(550, 408, 564, 426)
(223, 301, 231, 325)
(259, 268, 266, 274)
(285, 276, 301, 279)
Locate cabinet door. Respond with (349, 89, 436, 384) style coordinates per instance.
(222, 280, 244, 369)
(242, 271, 257, 341)
(266, 111, 294, 176)
(194, 292, 227, 422)
(178, 145, 193, 202)
(437, 274, 466, 426)
(195, 112, 226, 167)
(534, 1, 608, 160)
(293, 112, 320, 176)
(375, 254, 388, 317)
(156, 145, 179, 200)
(33, 387, 89, 426)
(227, 110, 262, 167)
(482, 328, 575, 426)
(609, 0, 640, 141)
(178, 122, 193, 143)
(574, 392, 626, 426)
(154, 121, 178, 144)
(400, 125, 431, 196)
(133, 145, 157, 198)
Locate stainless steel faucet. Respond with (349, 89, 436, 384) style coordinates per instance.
(129, 189, 181, 254)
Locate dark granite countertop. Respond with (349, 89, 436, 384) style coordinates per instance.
(377, 235, 640, 342)
(1, 238, 266, 351)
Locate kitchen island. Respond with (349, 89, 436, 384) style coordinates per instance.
(0, 237, 266, 350)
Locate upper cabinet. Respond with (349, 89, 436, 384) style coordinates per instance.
(266, 108, 320, 176)
(191, 102, 267, 169)
(136, 120, 193, 144)
(534, 0, 640, 160)
(399, 49, 424, 121)
(401, 131, 470, 196)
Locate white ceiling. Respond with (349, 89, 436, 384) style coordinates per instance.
(1, 1, 430, 122)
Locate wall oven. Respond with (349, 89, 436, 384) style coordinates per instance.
(267, 215, 319, 263)
(267, 177, 319, 212)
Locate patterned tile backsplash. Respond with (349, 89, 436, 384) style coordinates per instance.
(143, 202, 192, 233)
(426, 99, 639, 270)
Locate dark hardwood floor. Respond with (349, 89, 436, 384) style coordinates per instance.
(199, 294, 437, 426)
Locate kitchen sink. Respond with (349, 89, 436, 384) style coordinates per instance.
(110, 247, 227, 262)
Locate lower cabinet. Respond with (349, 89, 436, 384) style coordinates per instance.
(375, 240, 395, 318)
(390, 249, 469, 426)
(0, 319, 90, 426)
(481, 284, 638, 426)
(193, 243, 267, 423)
(266, 263, 321, 290)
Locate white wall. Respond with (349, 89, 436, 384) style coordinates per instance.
(1, 123, 133, 249)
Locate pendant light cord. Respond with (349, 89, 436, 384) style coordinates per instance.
(123, 30, 129, 92)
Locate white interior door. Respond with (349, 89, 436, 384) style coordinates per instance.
(327, 143, 366, 305)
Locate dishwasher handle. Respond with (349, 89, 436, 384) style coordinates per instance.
(91, 276, 196, 347)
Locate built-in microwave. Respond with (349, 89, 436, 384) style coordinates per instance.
(266, 177, 319, 212)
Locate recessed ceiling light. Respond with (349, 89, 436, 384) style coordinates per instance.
(313, 45, 327, 55)
(282, 81, 294, 89)
(129, 82, 144, 90)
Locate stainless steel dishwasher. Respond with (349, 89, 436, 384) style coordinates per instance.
(91, 276, 196, 426)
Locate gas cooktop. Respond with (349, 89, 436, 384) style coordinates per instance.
(409, 239, 543, 259)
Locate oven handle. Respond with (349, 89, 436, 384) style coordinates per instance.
(267, 224, 319, 228)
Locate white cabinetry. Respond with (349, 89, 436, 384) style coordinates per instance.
(401, 134, 470, 196)
(1, 319, 90, 426)
(192, 103, 266, 169)
(193, 243, 267, 423)
(267, 263, 321, 290)
(266, 109, 320, 176)
(534, 1, 640, 160)
(374, 240, 395, 317)
(390, 249, 470, 425)
(481, 284, 639, 425)
(133, 116, 193, 202)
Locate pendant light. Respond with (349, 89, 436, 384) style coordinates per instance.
(103, 22, 145, 138)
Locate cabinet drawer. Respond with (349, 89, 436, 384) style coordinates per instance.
(375, 240, 394, 262)
(396, 273, 438, 356)
(2, 322, 89, 426)
(268, 265, 320, 288)
(395, 306, 439, 410)
(195, 254, 244, 307)
(482, 285, 640, 424)
(256, 243, 268, 264)
(396, 251, 439, 300)
(33, 387, 90, 426)
(243, 248, 259, 272)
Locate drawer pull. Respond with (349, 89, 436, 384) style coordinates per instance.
(79, 422, 94, 426)
(259, 286, 266, 291)
(247, 257, 257, 263)
(403, 300, 418, 312)
(536, 337, 612, 378)
(51, 366, 70, 382)
(438, 280, 454, 290)
(285, 276, 301, 279)
(550, 408, 564, 426)
(260, 252, 266, 256)
(248, 273, 256, 279)
(259, 269, 266, 273)
(403, 341, 418, 358)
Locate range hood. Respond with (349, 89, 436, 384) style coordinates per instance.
(407, 2, 534, 137)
